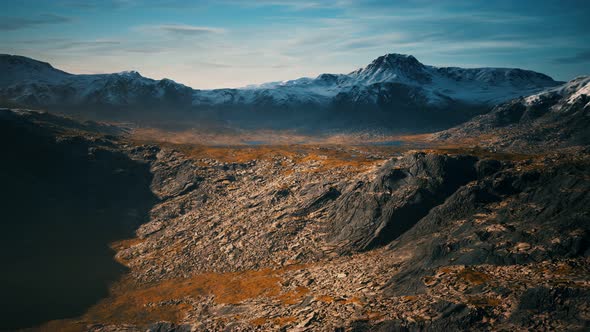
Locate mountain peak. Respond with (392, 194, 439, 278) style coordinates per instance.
(0, 54, 71, 87)
(350, 52, 431, 84)
(117, 70, 142, 78)
(0, 54, 55, 70)
(378, 53, 422, 66)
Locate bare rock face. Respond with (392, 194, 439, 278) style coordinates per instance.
(148, 149, 202, 200)
(436, 76, 590, 152)
(326, 152, 478, 252)
(384, 154, 590, 297)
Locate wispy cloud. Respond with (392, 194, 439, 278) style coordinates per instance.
(553, 50, 590, 64)
(223, 0, 351, 10)
(60, 0, 208, 10)
(157, 24, 224, 36)
(59, 40, 121, 49)
(59, 0, 103, 9)
(0, 14, 73, 31)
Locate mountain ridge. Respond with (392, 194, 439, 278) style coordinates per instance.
(0, 53, 564, 130)
(435, 75, 590, 151)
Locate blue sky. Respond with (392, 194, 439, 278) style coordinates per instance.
(1, 0, 588, 88)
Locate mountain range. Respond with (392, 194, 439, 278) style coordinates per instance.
(0, 53, 563, 130)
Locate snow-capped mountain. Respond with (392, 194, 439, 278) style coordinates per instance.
(0, 55, 194, 109)
(231, 53, 559, 107)
(0, 55, 71, 86)
(437, 75, 590, 150)
(524, 75, 590, 108)
(0, 53, 563, 129)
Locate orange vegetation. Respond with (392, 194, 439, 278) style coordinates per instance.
(109, 238, 145, 265)
(131, 127, 431, 147)
(340, 296, 362, 305)
(85, 268, 283, 325)
(401, 295, 418, 302)
(298, 150, 379, 173)
(316, 294, 335, 303)
(458, 268, 490, 285)
(110, 237, 145, 252)
(40, 265, 309, 331)
(390, 133, 434, 144)
(35, 319, 87, 332)
(466, 295, 501, 307)
(425, 146, 534, 161)
(129, 127, 421, 171)
(277, 286, 310, 305)
(132, 133, 390, 172)
(364, 311, 385, 320)
(551, 262, 575, 276)
(249, 317, 269, 326)
(274, 316, 297, 325)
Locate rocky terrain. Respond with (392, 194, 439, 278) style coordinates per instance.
(1, 101, 589, 331)
(435, 76, 590, 153)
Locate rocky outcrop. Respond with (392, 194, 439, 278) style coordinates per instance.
(326, 152, 478, 252)
(436, 76, 590, 152)
(384, 153, 590, 297)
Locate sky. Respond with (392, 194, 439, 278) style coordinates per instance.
(1, 0, 589, 89)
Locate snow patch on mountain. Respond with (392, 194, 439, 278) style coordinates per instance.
(0, 52, 563, 110)
(233, 53, 560, 106)
(524, 76, 590, 106)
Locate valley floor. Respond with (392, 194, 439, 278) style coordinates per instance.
(2, 109, 589, 331)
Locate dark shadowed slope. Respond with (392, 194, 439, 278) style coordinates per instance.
(0, 109, 157, 329)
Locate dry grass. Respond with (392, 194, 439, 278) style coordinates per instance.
(249, 317, 269, 326)
(274, 316, 297, 325)
(130, 125, 543, 173)
(458, 268, 490, 285)
(466, 295, 501, 307)
(277, 286, 310, 305)
(249, 316, 297, 327)
(109, 238, 145, 265)
(131, 127, 432, 147)
(132, 127, 318, 146)
(131, 129, 394, 172)
(364, 311, 385, 320)
(83, 268, 284, 325)
(423, 146, 535, 161)
(401, 295, 418, 302)
(35, 319, 87, 332)
(110, 238, 145, 252)
(316, 295, 335, 303)
(298, 149, 382, 173)
(340, 296, 362, 305)
(40, 265, 310, 330)
(131, 127, 539, 173)
(391, 133, 435, 144)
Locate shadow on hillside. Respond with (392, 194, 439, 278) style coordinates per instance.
(0, 112, 157, 329)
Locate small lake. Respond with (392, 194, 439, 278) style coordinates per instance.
(242, 140, 268, 145)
